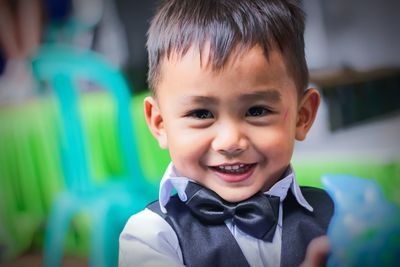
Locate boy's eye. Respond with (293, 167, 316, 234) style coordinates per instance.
(188, 109, 214, 119)
(246, 106, 270, 117)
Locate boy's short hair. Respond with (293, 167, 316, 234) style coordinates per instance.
(147, 0, 308, 95)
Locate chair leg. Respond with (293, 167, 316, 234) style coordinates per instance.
(43, 193, 80, 267)
(88, 192, 146, 267)
(88, 199, 114, 267)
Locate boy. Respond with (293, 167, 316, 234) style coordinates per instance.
(119, 0, 333, 266)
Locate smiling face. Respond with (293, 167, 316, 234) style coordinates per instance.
(145, 45, 320, 202)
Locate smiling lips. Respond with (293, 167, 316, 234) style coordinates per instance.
(210, 163, 257, 183)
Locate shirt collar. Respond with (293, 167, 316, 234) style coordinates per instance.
(158, 162, 313, 213)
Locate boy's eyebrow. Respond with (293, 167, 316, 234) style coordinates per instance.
(181, 95, 219, 105)
(240, 90, 281, 103)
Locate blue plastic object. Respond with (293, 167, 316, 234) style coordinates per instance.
(31, 44, 157, 267)
(322, 174, 400, 267)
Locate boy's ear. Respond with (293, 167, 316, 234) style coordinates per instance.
(143, 96, 168, 149)
(295, 88, 320, 141)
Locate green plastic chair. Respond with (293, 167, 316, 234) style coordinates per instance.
(31, 44, 158, 267)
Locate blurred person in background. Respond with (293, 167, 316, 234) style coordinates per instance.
(0, 0, 42, 103)
(0, 0, 128, 103)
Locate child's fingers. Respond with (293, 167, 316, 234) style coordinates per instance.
(299, 235, 330, 267)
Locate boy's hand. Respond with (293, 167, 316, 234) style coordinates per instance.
(299, 235, 330, 267)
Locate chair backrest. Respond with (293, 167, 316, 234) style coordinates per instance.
(31, 44, 145, 192)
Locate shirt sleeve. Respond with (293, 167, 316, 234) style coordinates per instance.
(119, 208, 185, 267)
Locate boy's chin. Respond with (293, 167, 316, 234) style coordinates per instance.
(212, 186, 261, 203)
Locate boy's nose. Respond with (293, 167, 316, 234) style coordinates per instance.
(211, 121, 249, 157)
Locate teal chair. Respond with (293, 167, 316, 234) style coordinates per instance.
(31, 44, 158, 267)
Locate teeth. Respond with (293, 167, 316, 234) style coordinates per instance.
(217, 164, 250, 173)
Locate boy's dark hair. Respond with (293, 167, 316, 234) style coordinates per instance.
(147, 0, 308, 95)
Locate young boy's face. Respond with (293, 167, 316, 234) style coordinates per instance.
(145, 45, 319, 202)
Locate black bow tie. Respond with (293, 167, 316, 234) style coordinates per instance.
(184, 181, 280, 242)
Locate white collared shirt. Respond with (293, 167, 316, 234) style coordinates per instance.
(119, 163, 313, 267)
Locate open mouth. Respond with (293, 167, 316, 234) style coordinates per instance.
(210, 163, 256, 175)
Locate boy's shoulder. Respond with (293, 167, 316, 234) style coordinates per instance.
(147, 195, 186, 219)
(284, 186, 334, 226)
(298, 186, 334, 210)
(119, 206, 185, 266)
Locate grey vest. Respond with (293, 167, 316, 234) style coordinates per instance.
(147, 186, 334, 267)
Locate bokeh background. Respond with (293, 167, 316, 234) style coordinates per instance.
(0, 0, 399, 266)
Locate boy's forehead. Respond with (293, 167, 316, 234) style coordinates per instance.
(159, 44, 291, 83)
(155, 44, 297, 100)
(164, 43, 221, 70)
(162, 43, 273, 72)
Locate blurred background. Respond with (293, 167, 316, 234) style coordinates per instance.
(0, 0, 399, 266)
